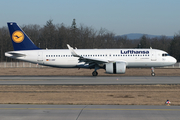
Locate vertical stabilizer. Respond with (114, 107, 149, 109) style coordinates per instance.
(7, 22, 40, 51)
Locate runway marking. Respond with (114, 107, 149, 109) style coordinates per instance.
(0, 108, 180, 111)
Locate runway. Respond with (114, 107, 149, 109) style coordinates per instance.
(0, 76, 179, 85)
(0, 77, 179, 120)
(0, 104, 179, 120)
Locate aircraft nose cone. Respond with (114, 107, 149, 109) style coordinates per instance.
(174, 58, 177, 63)
(172, 57, 177, 64)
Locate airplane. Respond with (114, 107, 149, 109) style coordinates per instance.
(5, 22, 177, 76)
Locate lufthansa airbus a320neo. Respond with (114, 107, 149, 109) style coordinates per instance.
(5, 22, 177, 76)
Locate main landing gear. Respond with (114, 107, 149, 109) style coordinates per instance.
(92, 65, 99, 76)
(151, 67, 155, 76)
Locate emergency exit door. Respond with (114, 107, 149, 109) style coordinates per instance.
(37, 52, 43, 64)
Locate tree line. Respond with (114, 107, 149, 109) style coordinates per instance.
(0, 19, 180, 62)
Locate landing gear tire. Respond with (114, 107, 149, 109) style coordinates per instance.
(92, 71, 98, 76)
(151, 72, 155, 76)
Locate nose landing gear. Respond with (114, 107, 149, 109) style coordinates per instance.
(151, 67, 155, 76)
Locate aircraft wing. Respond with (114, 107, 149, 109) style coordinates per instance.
(78, 56, 109, 64)
(67, 44, 124, 66)
(78, 56, 126, 65)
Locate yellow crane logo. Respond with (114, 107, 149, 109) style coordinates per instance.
(12, 31, 24, 43)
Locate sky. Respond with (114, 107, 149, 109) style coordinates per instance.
(0, 0, 180, 36)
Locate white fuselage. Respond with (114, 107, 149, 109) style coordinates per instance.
(5, 48, 177, 68)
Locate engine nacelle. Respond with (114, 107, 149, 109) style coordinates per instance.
(105, 62, 126, 74)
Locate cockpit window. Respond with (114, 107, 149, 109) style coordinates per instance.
(162, 53, 170, 57)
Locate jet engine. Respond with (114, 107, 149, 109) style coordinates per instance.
(105, 62, 126, 74)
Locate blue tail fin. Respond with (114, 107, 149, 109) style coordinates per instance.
(7, 22, 40, 51)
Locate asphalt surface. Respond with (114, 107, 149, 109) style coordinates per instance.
(0, 104, 179, 120)
(0, 76, 179, 85)
(1, 77, 180, 120)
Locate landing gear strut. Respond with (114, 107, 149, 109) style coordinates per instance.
(151, 67, 155, 76)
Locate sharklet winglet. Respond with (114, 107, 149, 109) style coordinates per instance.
(67, 44, 80, 57)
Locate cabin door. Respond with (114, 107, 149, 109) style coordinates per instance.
(151, 51, 157, 61)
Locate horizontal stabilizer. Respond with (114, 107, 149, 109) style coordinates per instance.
(5, 52, 26, 57)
